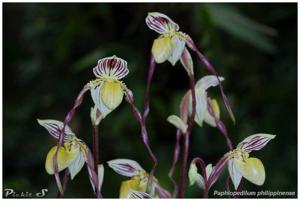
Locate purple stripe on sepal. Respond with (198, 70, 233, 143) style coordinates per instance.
(145, 12, 179, 34)
(238, 134, 275, 153)
(93, 56, 129, 80)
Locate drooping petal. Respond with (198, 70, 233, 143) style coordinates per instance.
(45, 145, 80, 175)
(90, 84, 112, 118)
(107, 159, 145, 177)
(190, 88, 207, 127)
(37, 119, 75, 141)
(238, 134, 276, 153)
(228, 158, 243, 190)
(168, 35, 186, 66)
(151, 36, 173, 64)
(195, 75, 225, 91)
(119, 178, 147, 198)
(203, 98, 220, 127)
(145, 12, 179, 34)
(93, 55, 129, 80)
(167, 115, 188, 133)
(188, 163, 205, 189)
(82, 146, 99, 194)
(235, 157, 265, 186)
(180, 47, 194, 75)
(68, 151, 85, 180)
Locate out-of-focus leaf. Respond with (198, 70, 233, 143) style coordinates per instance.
(72, 49, 105, 72)
(207, 4, 277, 53)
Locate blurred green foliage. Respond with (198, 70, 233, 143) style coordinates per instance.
(3, 3, 297, 198)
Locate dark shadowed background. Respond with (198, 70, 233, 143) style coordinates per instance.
(3, 3, 297, 198)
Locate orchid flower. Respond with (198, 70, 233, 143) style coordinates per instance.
(227, 134, 276, 190)
(108, 159, 170, 198)
(146, 12, 235, 123)
(180, 75, 224, 127)
(188, 155, 229, 197)
(37, 119, 104, 194)
(145, 12, 193, 74)
(88, 55, 129, 120)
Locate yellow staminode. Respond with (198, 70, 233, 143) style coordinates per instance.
(210, 99, 220, 119)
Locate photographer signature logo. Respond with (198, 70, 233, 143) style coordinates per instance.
(4, 188, 48, 198)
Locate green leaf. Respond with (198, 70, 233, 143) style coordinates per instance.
(207, 4, 277, 53)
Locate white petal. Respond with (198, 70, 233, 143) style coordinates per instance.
(90, 84, 112, 119)
(238, 134, 276, 153)
(98, 164, 104, 192)
(195, 75, 225, 91)
(107, 159, 145, 177)
(188, 163, 205, 189)
(228, 158, 243, 190)
(68, 151, 85, 180)
(189, 88, 207, 127)
(168, 35, 186, 66)
(145, 12, 179, 34)
(167, 115, 188, 133)
(37, 119, 75, 141)
(205, 164, 213, 178)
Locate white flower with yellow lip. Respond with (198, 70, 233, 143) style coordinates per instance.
(181, 75, 224, 127)
(107, 159, 160, 198)
(88, 55, 129, 120)
(37, 119, 104, 194)
(228, 134, 276, 190)
(37, 119, 89, 179)
(146, 12, 189, 66)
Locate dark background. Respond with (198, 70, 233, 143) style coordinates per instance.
(3, 3, 297, 198)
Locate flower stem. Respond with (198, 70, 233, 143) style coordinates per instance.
(124, 91, 158, 191)
(178, 75, 196, 198)
(92, 125, 100, 198)
(54, 85, 89, 197)
(168, 129, 181, 197)
(57, 170, 69, 198)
